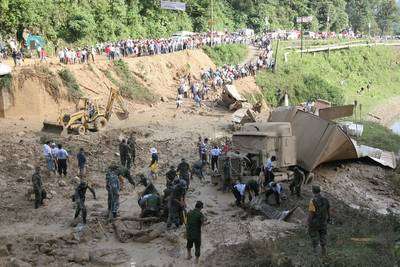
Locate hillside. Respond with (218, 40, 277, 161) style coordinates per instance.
(256, 46, 400, 119)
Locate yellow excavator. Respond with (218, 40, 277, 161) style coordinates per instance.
(42, 87, 129, 135)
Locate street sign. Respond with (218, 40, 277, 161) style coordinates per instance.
(297, 16, 313, 23)
(161, 1, 186, 11)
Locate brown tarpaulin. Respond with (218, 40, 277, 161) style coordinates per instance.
(269, 107, 358, 171)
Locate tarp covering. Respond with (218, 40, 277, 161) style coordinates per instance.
(269, 107, 358, 171)
(269, 107, 396, 170)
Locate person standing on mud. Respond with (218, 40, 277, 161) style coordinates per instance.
(222, 157, 232, 192)
(73, 176, 96, 224)
(127, 135, 136, 167)
(307, 185, 331, 257)
(57, 144, 69, 177)
(119, 139, 131, 169)
(289, 167, 305, 197)
(32, 166, 46, 209)
(177, 158, 190, 188)
(43, 141, 54, 173)
(76, 148, 87, 177)
(210, 145, 221, 172)
(186, 201, 205, 264)
(106, 164, 121, 219)
(149, 147, 159, 180)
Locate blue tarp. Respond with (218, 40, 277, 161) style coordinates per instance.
(25, 34, 46, 50)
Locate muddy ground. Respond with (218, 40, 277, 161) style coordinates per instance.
(0, 98, 399, 267)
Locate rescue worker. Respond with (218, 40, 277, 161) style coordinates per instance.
(119, 139, 131, 169)
(149, 147, 159, 180)
(117, 165, 135, 188)
(127, 134, 136, 167)
(245, 179, 260, 201)
(307, 185, 331, 257)
(73, 177, 96, 224)
(263, 155, 275, 186)
(222, 157, 232, 192)
(76, 148, 86, 177)
(191, 160, 205, 180)
(106, 164, 121, 219)
(177, 158, 190, 187)
(139, 193, 161, 218)
(167, 180, 186, 229)
(166, 165, 177, 187)
(265, 182, 283, 205)
(232, 180, 246, 206)
(289, 167, 305, 197)
(32, 167, 46, 209)
(186, 201, 205, 264)
(139, 174, 158, 196)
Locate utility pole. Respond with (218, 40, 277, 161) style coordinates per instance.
(301, 19, 304, 58)
(210, 0, 214, 46)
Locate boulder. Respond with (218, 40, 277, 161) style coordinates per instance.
(89, 248, 130, 266)
(71, 250, 90, 263)
(0, 245, 10, 256)
(5, 258, 32, 267)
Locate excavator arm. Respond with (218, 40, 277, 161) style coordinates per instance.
(105, 86, 129, 121)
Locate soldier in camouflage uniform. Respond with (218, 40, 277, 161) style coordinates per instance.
(186, 201, 205, 264)
(127, 135, 136, 167)
(32, 167, 46, 209)
(119, 139, 131, 169)
(307, 185, 331, 257)
(289, 167, 305, 197)
(106, 165, 121, 219)
(73, 178, 96, 224)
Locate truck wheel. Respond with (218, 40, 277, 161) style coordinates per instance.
(77, 125, 86, 135)
(94, 117, 107, 131)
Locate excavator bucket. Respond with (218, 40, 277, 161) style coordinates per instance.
(116, 111, 129, 120)
(42, 121, 65, 134)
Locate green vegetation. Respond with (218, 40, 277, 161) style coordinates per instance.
(0, 1, 399, 46)
(358, 121, 400, 152)
(276, 204, 400, 266)
(256, 46, 400, 110)
(58, 69, 82, 98)
(0, 74, 12, 92)
(203, 44, 248, 66)
(110, 60, 154, 102)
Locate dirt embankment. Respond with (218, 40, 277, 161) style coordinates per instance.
(0, 49, 261, 124)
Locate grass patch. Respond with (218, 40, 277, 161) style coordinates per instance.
(58, 68, 82, 99)
(0, 74, 12, 92)
(257, 46, 400, 112)
(203, 44, 248, 66)
(275, 197, 400, 267)
(358, 121, 400, 152)
(110, 59, 154, 102)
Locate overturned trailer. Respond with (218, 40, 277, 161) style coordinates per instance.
(269, 106, 396, 171)
(213, 122, 297, 185)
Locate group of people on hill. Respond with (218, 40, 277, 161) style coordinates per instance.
(176, 45, 274, 108)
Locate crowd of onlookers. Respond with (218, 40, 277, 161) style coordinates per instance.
(59, 33, 254, 63)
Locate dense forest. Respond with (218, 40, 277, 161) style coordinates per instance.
(0, 0, 399, 45)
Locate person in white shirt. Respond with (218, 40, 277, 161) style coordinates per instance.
(232, 181, 246, 206)
(210, 146, 221, 172)
(43, 141, 54, 172)
(51, 143, 59, 173)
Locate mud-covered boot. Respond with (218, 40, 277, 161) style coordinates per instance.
(186, 249, 192, 260)
(321, 246, 327, 257)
